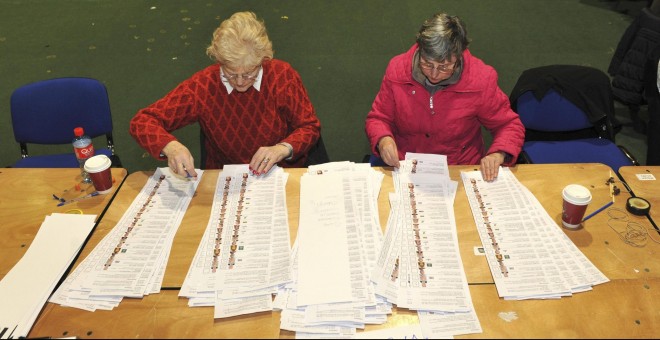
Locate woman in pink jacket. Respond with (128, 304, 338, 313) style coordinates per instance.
(365, 12, 524, 181)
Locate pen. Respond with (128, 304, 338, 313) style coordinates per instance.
(57, 191, 100, 207)
(582, 201, 614, 222)
(181, 165, 193, 178)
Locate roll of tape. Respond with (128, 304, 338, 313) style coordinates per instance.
(626, 197, 651, 216)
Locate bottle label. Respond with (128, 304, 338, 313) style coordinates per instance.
(74, 144, 95, 159)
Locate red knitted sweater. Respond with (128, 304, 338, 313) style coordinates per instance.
(129, 59, 321, 168)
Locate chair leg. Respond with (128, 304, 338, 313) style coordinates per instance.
(110, 155, 123, 168)
(617, 145, 640, 166)
(517, 151, 533, 164)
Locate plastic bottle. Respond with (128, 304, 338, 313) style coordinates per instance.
(72, 127, 95, 183)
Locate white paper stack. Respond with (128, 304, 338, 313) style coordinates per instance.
(370, 153, 482, 338)
(179, 165, 292, 318)
(0, 213, 96, 339)
(460, 168, 609, 300)
(276, 162, 389, 338)
(49, 168, 202, 311)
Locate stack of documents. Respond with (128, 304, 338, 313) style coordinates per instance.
(275, 162, 388, 338)
(180, 165, 292, 318)
(460, 168, 609, 300)
(50, 168, 202, 311)
(370, 153, 482, 338)
(0, 213, 96, 339)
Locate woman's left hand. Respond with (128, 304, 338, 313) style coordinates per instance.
(480, 152, 505, 182)
(249, 144, 290, 176)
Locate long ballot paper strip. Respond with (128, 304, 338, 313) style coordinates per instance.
(0, 213, 96, 339)
(370, 153, 482, 338)
(179, 165, 292, 318)
(460, 168, 609, 300)
(50, 168, 202, 311)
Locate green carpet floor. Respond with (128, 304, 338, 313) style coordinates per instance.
(0, 0, 648, 173)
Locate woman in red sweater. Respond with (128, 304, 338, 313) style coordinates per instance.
(130, 11, 321, 177)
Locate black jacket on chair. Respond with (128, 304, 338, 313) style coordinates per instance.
(510, 65, 620, 141)
(609, 7, 660, 105)
(645, 45, 660, 165)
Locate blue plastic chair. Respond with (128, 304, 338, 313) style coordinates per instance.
(514, 89, 637, 173)
(10, 77, 121, 168)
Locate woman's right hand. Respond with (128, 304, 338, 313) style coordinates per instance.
(162, 140, 198, 179)
(377, 136, 400, 168)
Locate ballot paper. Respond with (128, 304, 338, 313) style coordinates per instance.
(460, 168, 609, 300)
(277, 162, 389, 337)
(0, 213, 96, 339)
(279, 158, 481, 338)
(178, 165, 292, 318)
(367, 153, 482, 337)
(50, 168, 202, 311)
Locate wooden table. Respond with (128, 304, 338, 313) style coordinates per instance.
(27, 164, 660, 338)
(0, 167, 128, 279)
(619, 166, 660, 225)
(24, 278, 660, 339)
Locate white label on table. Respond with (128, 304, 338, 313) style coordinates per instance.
(636, 174, 656, 181)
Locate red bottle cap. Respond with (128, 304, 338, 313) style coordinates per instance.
(74, 127, 84, 136)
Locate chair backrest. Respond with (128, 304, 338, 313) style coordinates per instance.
(11, 77, 113, 145)
(510, 65, 620, 142)
(516, 89, 593, 132)
(303, 135, 330, 167)
(200, 127, 329, 169)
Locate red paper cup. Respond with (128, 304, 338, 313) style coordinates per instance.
(84, 155, 113, 194)
(561, 184, 592, 229)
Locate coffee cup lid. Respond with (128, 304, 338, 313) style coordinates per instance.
(562, 184, 592, 204)
(84, 155, 112, 172)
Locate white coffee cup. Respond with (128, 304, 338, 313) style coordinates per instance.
(561, 184, 592, 229)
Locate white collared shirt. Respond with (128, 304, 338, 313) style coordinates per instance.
(220, 67, 263, 94)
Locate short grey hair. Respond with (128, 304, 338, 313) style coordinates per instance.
(416, 13, 470, 62)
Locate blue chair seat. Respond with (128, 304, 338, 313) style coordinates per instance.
(13, 148, 114, 168)
(523, 139, 634, 173)
(369, 154, 388, 167)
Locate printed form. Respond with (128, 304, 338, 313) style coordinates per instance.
(50, 168, 202, 311)
(460, 168, 608, 300)
(371, 153, 482, 338)
(179, 165, 291, 318)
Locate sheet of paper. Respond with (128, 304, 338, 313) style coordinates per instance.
(0, 213, 96, 339)
(297, 173, 354, 306)
(353, 324, 430, 339)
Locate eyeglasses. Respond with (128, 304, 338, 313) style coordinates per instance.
(221, 65, 261, 81)
(419, 58, 458, 73)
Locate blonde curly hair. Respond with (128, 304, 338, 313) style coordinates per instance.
(206, 11, 273, 68)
